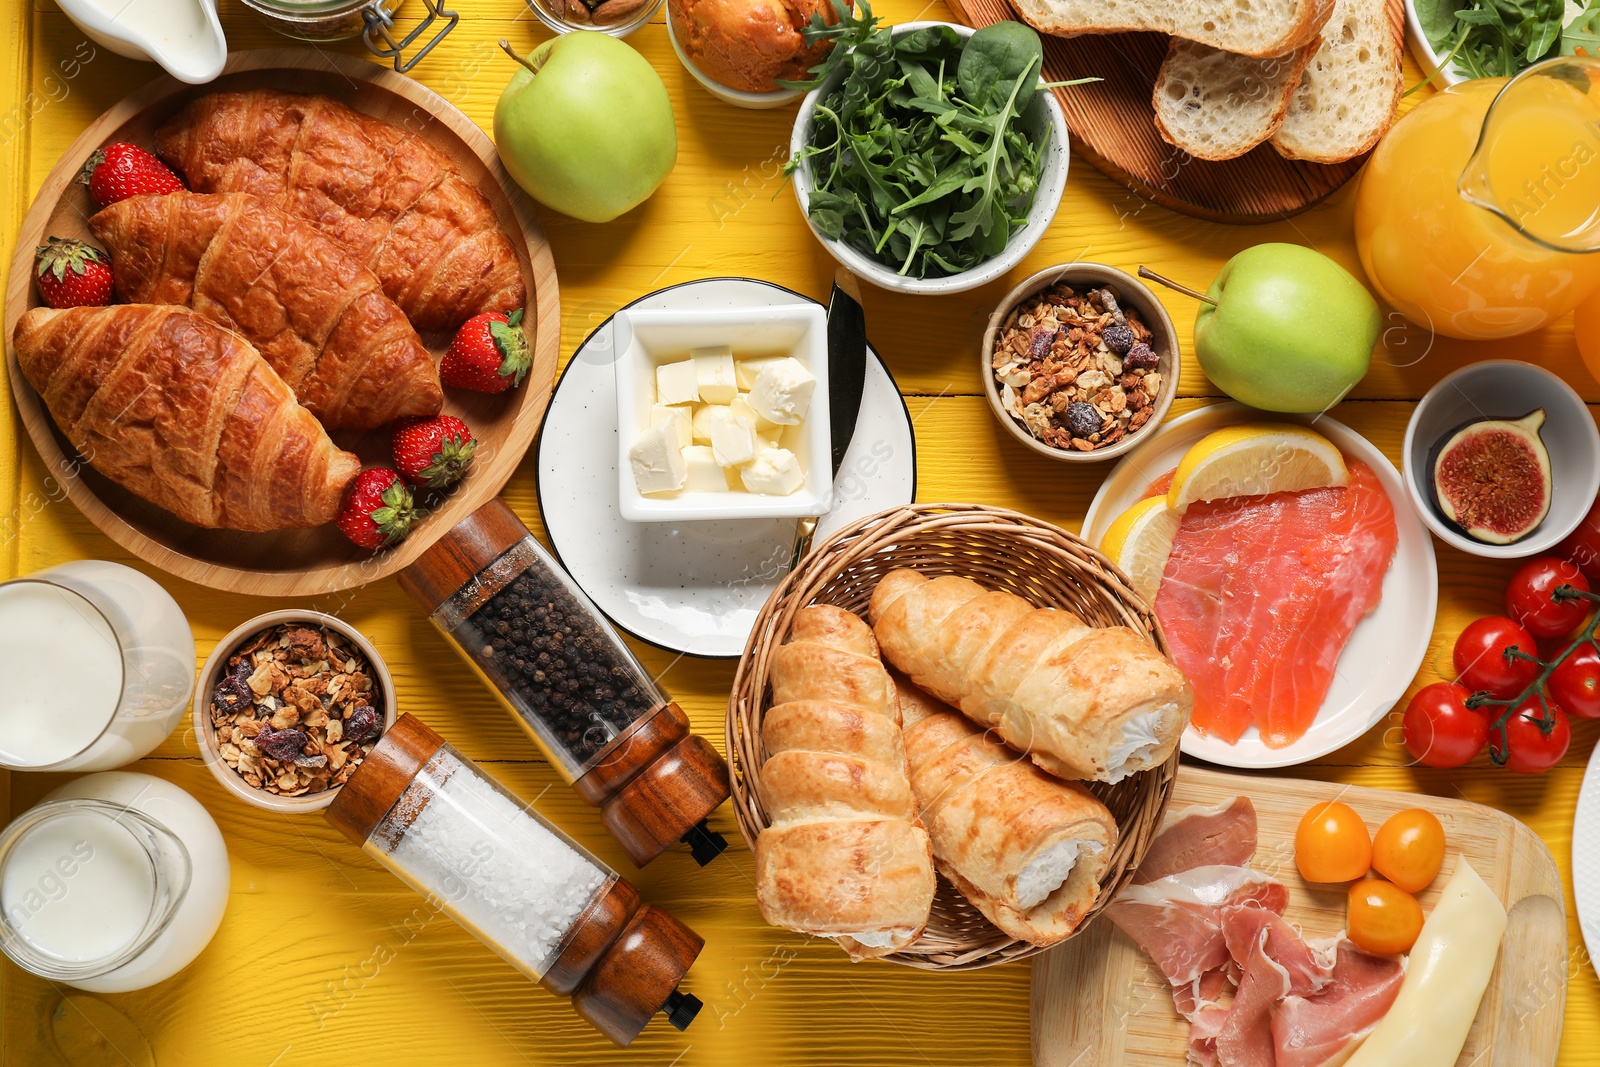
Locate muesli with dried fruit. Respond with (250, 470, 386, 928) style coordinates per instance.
(992, 284, 1164, 452)
(209, 623, 384, 797)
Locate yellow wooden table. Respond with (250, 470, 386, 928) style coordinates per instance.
(3, 2, 1598, 1063)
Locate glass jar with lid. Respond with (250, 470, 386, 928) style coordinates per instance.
(399, 499, 730, 868)
(326, 714, 704, 1045)
(238, 0, 457, 71)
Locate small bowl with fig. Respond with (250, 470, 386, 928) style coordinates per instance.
(1402, 360, 1600, 559)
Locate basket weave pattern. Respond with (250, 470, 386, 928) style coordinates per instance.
(727, 503, 1180, 970)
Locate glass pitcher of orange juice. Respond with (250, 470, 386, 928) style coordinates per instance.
(1355, 57, 1600, 341)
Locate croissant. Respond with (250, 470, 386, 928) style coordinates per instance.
(896, 678, 1117, 946)
(868, 570, 1193, 783)
(13, 305, 360, 531)
(90, 191, 443, 430)
(755, 605, 935, 960)
(154, 89, 526, 330)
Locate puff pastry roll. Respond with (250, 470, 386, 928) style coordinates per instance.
(868, 569, 1193, 783)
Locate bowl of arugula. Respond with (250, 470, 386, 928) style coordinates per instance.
(1409, 0, 1600, 85)
(783, 6, 1076, 294)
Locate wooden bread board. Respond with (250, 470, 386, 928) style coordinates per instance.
(942, 0, 1405, 222)
(1032, 765, 1567, 1066)
(2, 49, 560, 597)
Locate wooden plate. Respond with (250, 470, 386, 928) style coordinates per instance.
(1032, 766, 1566, 1065)
(943, 0, 1404, 222)
(2, 49, 559, 597)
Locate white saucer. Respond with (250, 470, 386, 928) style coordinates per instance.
(535, 278, 917, 659)
(1081, 403, 1438, 769)
(1575, 737, 1600, 979)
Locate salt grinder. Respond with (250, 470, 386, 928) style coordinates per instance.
(326, 714, 705, 1046)
(398, 499, 730, 868)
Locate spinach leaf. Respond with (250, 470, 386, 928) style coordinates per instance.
(1563, 0, 1600, 53)
(957, 21, 1046, 113)
(1415, 0, 1464, 49)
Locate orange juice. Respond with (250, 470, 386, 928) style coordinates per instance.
(1355, 78, 1600, 340)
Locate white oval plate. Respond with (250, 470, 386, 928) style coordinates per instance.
(1082, 403, 1438, 769)
(535, 278, 917, 659)
(1574, 735, 1600, 978)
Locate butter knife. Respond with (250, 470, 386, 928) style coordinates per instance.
(789, 269, 868, 570)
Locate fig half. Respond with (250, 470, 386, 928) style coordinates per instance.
(1430, 409, 1551, 545)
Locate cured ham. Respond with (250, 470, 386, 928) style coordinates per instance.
(1135, 797, 1259, 884)
(1219, 906, 1339, 996)
(1272, 943, 1405, 1067)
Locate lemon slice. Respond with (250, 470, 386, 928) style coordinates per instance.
(1167, 424, 1348, 514)
(1100, 496, 1181, 604)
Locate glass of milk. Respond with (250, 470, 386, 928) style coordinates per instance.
(0, 772, 229, 992)
(0, 561, 195, 771)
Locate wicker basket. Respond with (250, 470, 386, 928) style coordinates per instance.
(727, 503, 1180, 971)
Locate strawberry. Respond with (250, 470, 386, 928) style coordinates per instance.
(336, 469, 424, 550)
(440, 308, 531, 393)
(78, 143, 184, 208)
(35, 238, 114, 308)
(392, 414, 477, 489)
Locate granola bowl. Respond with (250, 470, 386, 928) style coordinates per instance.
(982, 263, 1180, 463)
(193, 610, 397, 814)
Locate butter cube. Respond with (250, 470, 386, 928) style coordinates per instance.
(706, 408, 758, 467)
(748, 358, 816, 425)
(735, 356, 787, 391)
(650, 404, 693, 450)
(740, 447, 805, 495)
(655, 359, 699, 406)
(728, 393, 778, 433)
(691, 403, 721, 444)
(629, 423, 686, 495)
(682, 446, 730, 492)
(692, 346, 738, 404)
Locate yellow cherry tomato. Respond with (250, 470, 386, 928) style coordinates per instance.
(1347, 878, 1425, 954)
(1295, 801, 1373, 883)
(1371, 809, 1446, 894)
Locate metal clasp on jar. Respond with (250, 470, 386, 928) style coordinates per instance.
(362, 0, 459, 72)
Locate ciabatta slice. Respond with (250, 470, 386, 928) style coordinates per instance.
(1010, 0, 1335, 58)
(1152, 39, 1320, 161)
(1270, 0, 1402, 162)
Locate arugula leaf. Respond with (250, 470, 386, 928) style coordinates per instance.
(1564, 0, 1600, 53)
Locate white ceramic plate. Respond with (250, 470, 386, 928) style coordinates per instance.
(1081, 403, 1438, 769)
(1574, 735, 1600, 978)
(536, 278, 917, 659)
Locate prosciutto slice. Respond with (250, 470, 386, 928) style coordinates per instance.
(1219, 905, 1339, 996)
(1214, 931, 1292, 1067)
(1135, 797, 1259, 884)
(1272, 943, 1405, 1067)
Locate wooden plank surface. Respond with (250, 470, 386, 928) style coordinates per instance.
(2, 2, 1599, 1065)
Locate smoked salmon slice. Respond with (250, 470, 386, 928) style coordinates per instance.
(1154, 461, 1398, 748)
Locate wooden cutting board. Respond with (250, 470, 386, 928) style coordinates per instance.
(942, 0, 1404, 222)
(1031, 766, 1567, 1066)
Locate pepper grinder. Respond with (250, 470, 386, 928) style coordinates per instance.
(399, 499, 730, 868)
(327, 714, 705, 1046)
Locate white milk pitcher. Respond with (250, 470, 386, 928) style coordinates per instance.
(56, 0, 227, 84)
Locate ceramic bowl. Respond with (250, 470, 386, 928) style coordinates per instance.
(667, 8, 806, 109)
(981, 263, 1180, 463)
(788, 21, 1070, 295)
(1402, 360, 1600, 559)
(612, 303, 833, 522)
(193, 610, 397, 814)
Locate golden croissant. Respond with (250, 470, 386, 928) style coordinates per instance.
(13, 305, 361, 531)
(91, 191, 444, 430)
(154, 89, 526, 330)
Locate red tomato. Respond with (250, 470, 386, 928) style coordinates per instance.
(1501, 697, 1572, 774)
(1506, 557, 1591, 640)
(1550, 645, 1600, 719)
(1401, 682, 1489, 769)
(1557, 495, 1600, 580)
(1452, 616, 1540, 698)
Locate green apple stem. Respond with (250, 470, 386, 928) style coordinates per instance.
(1138, 266, 1218, 307)
(499, 38, 546, 76)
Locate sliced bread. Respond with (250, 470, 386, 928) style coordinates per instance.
(1270, 0, 1402, 162)
(1010, 0, 1334, 59)
(1152, 39, 1321, 161)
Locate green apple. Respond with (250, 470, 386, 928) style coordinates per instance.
(494, 35, 677, 224)
(1194, 243, 1380, 413)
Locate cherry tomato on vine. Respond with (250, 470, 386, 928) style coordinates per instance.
(1549, 644, 1600, 719)
(1371, 809, 1446, 893)
(1347, 878, 1425, 955)
(1506, 557, 1591, 640)
(1500, 697, 1572, 774)
(1401, 682, 1489, 769)
(1557, 495, 1600, 580)
(1453, 616, 1540, 697)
